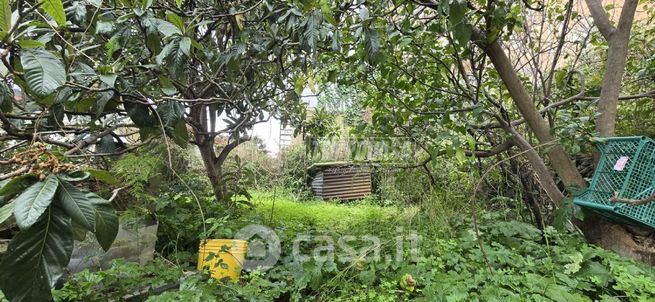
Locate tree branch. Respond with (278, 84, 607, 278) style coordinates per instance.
(64, 125, 120, 156)
(471, 27, 586, 188)
(584, 0, 615, 40)
(65, 138, 153, 158)
(0, 166, 29, 180)
(465, 139, 514, 157)
(615, 0, 639, 38)
(610, 191, 655, 206)
(215, 135, 250, 166)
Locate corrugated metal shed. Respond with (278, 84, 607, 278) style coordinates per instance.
(308, 162, 372, 201)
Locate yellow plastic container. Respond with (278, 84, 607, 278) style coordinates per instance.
(197, 239, 248, 281)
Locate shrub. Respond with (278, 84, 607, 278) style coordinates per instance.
(232, 139, 279, 189)
(278, 144, 312, 197)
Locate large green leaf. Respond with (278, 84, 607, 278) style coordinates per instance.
(57, 170, 90, 182)
(157, 99, 183, 125)
(13, 175, 59, 229)
(171, 118, 189, 147)
(56, 180, 95, 231)
(156, 37, 188, 76)
(16, 39, 44, 49)
(319, 0, 336, 25)
(82, 191, 111, 206)
(93, 203, 118, 251)
(0, 206, 73, 302)
(0, 202, 14, 225)
(0, 82, 13, 111)
(38, 0, 66, 27)
(447, 0, 472, 45)
(453, 23, 472, 45)
(124, 100, 156, 127)
(147, 17, 181, 37)
(85, 191, 118, 251)
(20, 49, 67, 97)
(67, 1, 86, 24)
(301, 10, 322, 51)
(0, 174, 38, 204)
(165, 12, 184, 32)
(71, 221, 88, 241)
(0, 0, 11, 33)
(179, 36, 191, 56)
(155, 40, 174, 65)
(448, 0, 466, 27)
(156, 100, 188, 147)
(364, 27, 380, 64)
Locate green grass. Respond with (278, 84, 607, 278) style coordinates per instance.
(245, 191, 422, 234)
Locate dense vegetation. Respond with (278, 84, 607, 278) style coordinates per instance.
(0, 0, 654, 301)
(1, 147, 649, 301)
(51, 190, 655, 301)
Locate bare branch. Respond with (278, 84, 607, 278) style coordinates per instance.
(610, 191, 655, 206)
(65, 139, 152, 158)
(64, 126, 121, 156)
(0, 166, 29, 180)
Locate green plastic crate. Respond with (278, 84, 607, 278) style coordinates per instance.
(573, 136, 655, 229)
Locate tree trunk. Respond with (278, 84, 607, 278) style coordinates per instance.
(197, 137, 227, 202)
(508, 128, 566, 207)
(190, 104, 228, 203)
(473, 0, 654, 263)
(193, 129, 250, 203)
(578, 213, 655, 265)
(585, 0, 639, 136)
(579, 0, 653, 264)
(473, 30, 587, 190)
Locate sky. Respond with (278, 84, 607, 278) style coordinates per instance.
(248, 87, 318, 155)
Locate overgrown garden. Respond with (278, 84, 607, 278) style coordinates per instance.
(1, 0, 655, 301)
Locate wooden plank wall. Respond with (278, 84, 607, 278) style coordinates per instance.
(310, 166, 372, 201)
